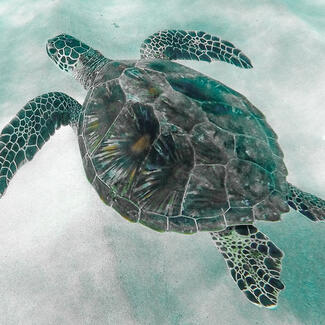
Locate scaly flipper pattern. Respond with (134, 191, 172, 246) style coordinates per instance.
(140, 30, 253, 68)
(211, 225, 285, 308)
(287, 183, 325, 221)
(0, 92, 82, 197)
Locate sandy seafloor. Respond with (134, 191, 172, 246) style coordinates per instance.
(0, 0, 324, 324)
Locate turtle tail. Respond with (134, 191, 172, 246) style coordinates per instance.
(0, 92, 82, 197)
(286, 183, 325, 221)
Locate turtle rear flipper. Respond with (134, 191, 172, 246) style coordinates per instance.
(140, 30, 253, 68)
(0, 92, 82, 197)
(287, 183, 325, 221)
(211, 225, 285, 308)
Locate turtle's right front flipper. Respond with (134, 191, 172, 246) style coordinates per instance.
(0, 92, 82, 197)
(140, 30, 253, 68)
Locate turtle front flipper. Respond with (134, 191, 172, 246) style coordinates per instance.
(287, 183, 325, 221)
(0, 92, 82, 197)
(211, 225, 285, 308)
(140, 30, 253, 68)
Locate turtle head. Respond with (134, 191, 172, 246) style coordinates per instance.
(46, 34, 91, 73)
(47, 34, 108, 89)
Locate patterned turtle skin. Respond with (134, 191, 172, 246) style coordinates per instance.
(78, 59, 289, 234)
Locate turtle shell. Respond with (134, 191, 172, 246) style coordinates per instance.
(78, 59, 289, 234)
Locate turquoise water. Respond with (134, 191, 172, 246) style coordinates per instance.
(0, 0, 324, 324)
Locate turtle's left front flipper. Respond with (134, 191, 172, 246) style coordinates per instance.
(211, 225, 285, 308)
(0, 92, 82, 197)
(140, 30, 253, 68)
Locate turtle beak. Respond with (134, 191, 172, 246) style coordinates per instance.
(46, 42, 57, 57)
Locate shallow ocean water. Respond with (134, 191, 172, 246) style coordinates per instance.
(0, 0, 324, 324)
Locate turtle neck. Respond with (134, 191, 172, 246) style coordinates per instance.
(73, 48, 110, 90)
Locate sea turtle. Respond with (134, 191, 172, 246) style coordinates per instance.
(0, 30, 324, 308)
